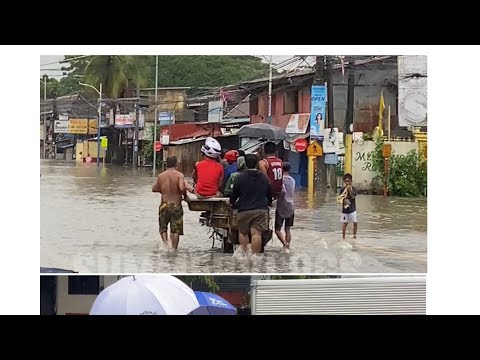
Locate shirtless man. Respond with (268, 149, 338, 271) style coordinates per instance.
(152, 156, 188, 250)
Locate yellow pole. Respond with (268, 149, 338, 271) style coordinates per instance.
(308, 155, 315, 195)
(344, 134, 353, 174)
(387, 106, 391, 141)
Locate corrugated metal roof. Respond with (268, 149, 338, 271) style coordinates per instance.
(224, 94, 251, 118)
(242, 68, 314, 85)
(220, 118, 250, 125)
(169, 137, 206, 145)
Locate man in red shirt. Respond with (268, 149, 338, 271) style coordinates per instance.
(259, 141, 283, 198)
(192, 137, 224, 198)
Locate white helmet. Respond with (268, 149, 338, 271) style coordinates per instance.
(201, 137, 221, 159)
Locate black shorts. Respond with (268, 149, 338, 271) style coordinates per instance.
(275, 210, 294, 231)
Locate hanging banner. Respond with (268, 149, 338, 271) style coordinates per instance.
(323, 128, 340, 154)
(309, 85, 326, 141)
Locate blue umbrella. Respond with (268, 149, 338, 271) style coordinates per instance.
(190, 291, 237, 315)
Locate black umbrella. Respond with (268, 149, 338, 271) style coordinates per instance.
(237, 123, 288, 141)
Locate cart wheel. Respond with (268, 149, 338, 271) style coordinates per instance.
(222, 237, 234, 253)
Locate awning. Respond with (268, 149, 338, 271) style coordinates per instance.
(169, 137, 206, 145)
(57, 143, 75, 149)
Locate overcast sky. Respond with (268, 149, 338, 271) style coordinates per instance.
(40, 55, 315, 78)
(40, 55, 65, 78)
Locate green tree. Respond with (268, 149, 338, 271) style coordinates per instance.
(40, 76, 68, 99)
(144, 55, 274, 91)
(55, 55, 277, 98)
(81, 55, 151, 98)
(372, 138, 427, 197)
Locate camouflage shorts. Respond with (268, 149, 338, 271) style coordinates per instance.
(159, 203, 184, 235)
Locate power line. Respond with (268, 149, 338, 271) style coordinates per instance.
(40, 55, 92, 67)
(41, 56, 307, 102)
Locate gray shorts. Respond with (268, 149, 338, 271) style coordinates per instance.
(340, 211, 357, 223)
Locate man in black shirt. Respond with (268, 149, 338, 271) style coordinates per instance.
(230, 154, 273, 255)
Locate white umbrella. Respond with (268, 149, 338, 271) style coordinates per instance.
(90, 275, 199, 315)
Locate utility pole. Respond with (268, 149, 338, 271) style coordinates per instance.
(267, 55, 273, 124)
(313, 56, 327, 191)
(344, 65, 355, 175)
(79, 81, 102, 167)
(315, 56, 326, 85)
(326, 56, 336, 191)
(133, 103, 140, 169)
(42, 76, 47, 158)
(153, 55, 158, 177)
(326, 57, 334, 128)
(97, 83, 102, 167)
(133, 72, 140, 169)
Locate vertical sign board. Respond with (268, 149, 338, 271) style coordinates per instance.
(309, 85, 326, 141)
(208, 100, 223, 123)
(101, 137, 108, 150)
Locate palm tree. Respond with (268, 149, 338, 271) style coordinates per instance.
(82, 55, 150, 98)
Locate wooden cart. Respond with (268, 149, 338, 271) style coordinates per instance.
(187, 197, 273, 253)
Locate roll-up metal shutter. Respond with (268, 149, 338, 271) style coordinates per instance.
(251, 276, 426, 315)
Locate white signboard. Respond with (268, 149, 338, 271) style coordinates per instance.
(398, 55, 427, 127)
(115, 114, 134, 127)
(208, 100, 223, 123)
(285, 113, 309, 134)
(159, 112, 175, 126)
(323, 128, 340, 153)
(54, 119, 70, 133)
(161, 129, 170, 145)
(139, 124, 154, 140)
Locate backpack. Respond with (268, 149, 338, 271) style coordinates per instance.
(224, 171, 240, 196)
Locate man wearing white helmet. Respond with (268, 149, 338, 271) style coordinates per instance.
(192, 137, 224, 198)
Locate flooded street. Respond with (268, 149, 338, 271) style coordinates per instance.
(41, 161, 427, 273)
